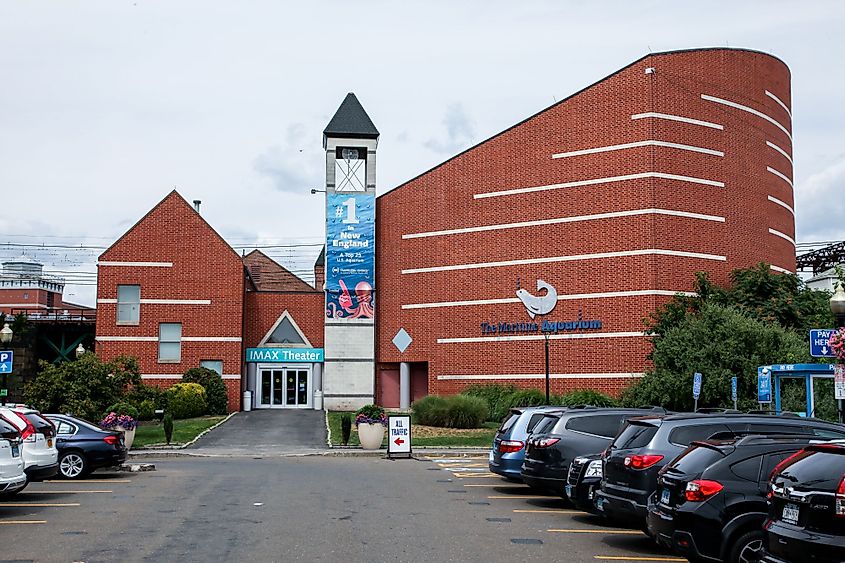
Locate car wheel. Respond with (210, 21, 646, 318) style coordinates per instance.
(59, 452, 88, 479)
(729, 530, 763, 563)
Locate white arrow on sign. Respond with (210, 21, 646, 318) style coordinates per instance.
(0, 364, 9, 373)
(822, 346, 829, 355)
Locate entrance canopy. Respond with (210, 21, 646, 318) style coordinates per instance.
(757, 363, 836, 418)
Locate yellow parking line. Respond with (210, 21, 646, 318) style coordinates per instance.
(27, 490, 113, 494)
(514, 509, 583, 514)
(548, 529, 642, 535)
(453, 473, 500, 478)
(594, 557, 687, 562)
(488, 495, 555, 499)
(0, 520, 47, 525)
(0, 503, 81, 507)
(44, 479, 131, 483)
(463, 484, 527, 488)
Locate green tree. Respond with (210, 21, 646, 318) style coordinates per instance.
(182, 367, 229, 415)
(624, 303, 808, 411)
(24, 353, 141, 421)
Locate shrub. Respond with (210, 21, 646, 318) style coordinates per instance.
(182, 367, 229, 415)
(559, 390, 618, 408)
(137, 399, 156, 421)
(340, 414, 352, 445)
(412, 395, 488, 429)
(164, 383, 207, 419)
(23, 354, 141, 421)
(461, 384, 519, 421)
(163, 412, 174, 445)
(103, 402, 139, 420)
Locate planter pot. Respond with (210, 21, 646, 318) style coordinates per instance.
(116, 426, 136, 450)
(357, 422, 385, 450)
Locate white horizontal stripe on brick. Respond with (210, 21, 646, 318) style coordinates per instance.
(701, 94, 792, 140)
(0, 303, 48, 309)
(767, 196, 795, 216)
(437, 372, 646, 381)
(631, 112, 723, 130)
(769, 228, 796, 246)
(402, 208, 724, 239)
(770, 265, 794, 274)
(141, 373, 241, 380)
(97, 261, 173, 267)
(474, 172, 724, 199)
(765, 90, 792, 118)
(402, 249, 726, 275)
(97, 299, 117, 304)
(403, 289, 697, 310)
(97, 336, 158, 342)
(437, 331, 647, 344)
(97, 336, 241, 342)
(97, 298, 212, 305)
(766, 141, 793, 166)
(552, 140, 723, 159)
(767, 166, 793, 188)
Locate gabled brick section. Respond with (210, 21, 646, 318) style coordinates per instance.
(243, 250, 315, 292)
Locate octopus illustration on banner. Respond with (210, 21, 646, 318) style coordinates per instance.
(326, 279, 374, 319)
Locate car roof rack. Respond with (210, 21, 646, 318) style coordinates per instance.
(706, 430, 811, 441)
(695, 408, 742, 414)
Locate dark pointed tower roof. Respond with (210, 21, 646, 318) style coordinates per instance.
(323, 93, 379, 141)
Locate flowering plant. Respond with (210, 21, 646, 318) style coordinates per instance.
(829, 327, 845, 361)
(99, 411, 138, 431)
(354, 404, 387, 427)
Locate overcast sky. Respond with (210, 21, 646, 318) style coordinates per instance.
(1, 1, 844, 306)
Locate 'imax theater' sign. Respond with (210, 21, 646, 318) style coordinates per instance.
(480, 279, 602, 335)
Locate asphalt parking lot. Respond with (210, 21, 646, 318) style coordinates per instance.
(0, 455, 683, 563)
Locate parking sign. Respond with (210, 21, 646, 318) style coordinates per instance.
(757, 369, 772, 403)
(0, 351, 12, 374)
(692, 372, 702, 400)
(731, 377, 738, 402)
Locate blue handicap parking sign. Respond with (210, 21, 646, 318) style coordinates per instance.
(731, 377, 738, 402)
(0, 350, 12, 374)
(692, 372, 702, 399)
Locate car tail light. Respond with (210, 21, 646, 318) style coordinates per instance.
(498, 440, 524, 454)
(769, 450, 809, 482)
(836, 475, 845, 517)
(103, 435, 120, 446)
(624, 454, 664, 470)
(534, 438, 560, 448)
(13, 412, 36, 442)
(684, 479, 724, 502)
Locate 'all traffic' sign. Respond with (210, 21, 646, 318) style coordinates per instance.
(387, 415, 412, 458)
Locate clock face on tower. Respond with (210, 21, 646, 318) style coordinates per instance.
(335, 147, 366, 192)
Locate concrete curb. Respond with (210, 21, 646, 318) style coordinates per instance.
(128, 446, 489, 459)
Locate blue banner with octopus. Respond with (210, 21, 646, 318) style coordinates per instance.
(325, 193, 375, 319)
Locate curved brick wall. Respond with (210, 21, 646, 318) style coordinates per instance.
(375, 48, 794, 398)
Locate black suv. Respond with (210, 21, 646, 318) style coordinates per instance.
(521, 407, 665, 495)
(565, 452, 603, 514)
(763, 441, 845, 563)
(647, 434, 819, 563)
(596, 413, 845, 529)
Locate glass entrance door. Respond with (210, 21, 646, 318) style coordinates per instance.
(258, 367, 311, 408)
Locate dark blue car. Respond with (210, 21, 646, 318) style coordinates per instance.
(489, 407, 565, 481)
(46, 414, 127, 479)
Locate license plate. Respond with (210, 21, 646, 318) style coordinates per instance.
(11, 444, 19, 457)
(488, 450, 495, 462)
(596, 497, 605, 511)
(661, 488, 670, 505)
(47, 438, 53, 448)
(782, 503, 800, 525)
(565, 484, 574, 498)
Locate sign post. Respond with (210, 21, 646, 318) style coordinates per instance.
(387, 415, 412, 459)
(731, 376, 738, 410)
(0, 350, 12, 406)
(757, 367, 772, 409)
(692, 372, 702, 411)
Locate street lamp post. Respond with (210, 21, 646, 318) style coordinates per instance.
(544, 331, 550, 404)
(0, 322, 13, 407)
(830, 284, 845, 424)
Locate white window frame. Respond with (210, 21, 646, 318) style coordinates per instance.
(117, 285, 141, 325)
(158, 323, 182, 363)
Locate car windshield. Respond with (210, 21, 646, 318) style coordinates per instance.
(666, 444, 726, 474)
(498, 411, 520, 433)
(24, 413, 56, 436)
(532, 414, 561, 435)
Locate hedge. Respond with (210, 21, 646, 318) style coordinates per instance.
(163, 383, 207, 419)
(412, 395, 488, 429)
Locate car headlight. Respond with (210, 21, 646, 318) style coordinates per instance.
(585, 459, 603, 478)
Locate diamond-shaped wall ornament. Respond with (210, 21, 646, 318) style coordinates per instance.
(392, 328, 413, 353)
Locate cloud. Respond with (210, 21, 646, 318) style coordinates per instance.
(253, 123, 321, 193)
(795, 156, 845, 242)
(424, 103, 476, 154)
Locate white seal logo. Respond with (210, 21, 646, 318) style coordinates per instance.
(516, 279, 558, 319)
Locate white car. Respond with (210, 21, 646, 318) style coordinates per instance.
(0, 405, 58, 482)
(0, 415, 26, 495)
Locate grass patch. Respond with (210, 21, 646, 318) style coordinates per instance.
(133, 415, 227, 447)
(327, 411, 497, 447)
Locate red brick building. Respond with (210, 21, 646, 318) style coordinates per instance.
(95, 48, 795, 411)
